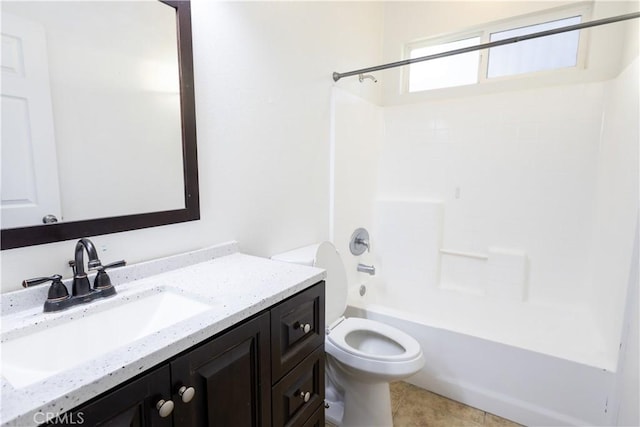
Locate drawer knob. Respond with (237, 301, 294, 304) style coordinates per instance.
(298, 323, 311, 334)
(178, 385, 196, 403)
(299, 391, 311, 402)
(156, 399, 174, 418)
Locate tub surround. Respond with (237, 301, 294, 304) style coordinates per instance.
(0, 241, 325, 426)
(346, 303, 617, 426)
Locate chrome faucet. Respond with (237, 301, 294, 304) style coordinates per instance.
(357, 263, 376, 275)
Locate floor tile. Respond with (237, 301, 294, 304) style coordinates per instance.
(484, 412, 523, 427)
(390, 381, 412, 415)
(396, 383, 485, 425)
(393, 383, 484, 427)
(325, 381, 523, 427)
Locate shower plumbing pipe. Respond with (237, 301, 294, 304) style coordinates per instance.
(332, 11, 640, 82)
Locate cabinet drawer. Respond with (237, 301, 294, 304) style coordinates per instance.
(301, 405, 325, 427)
(271, 282, 325, 381)
(272, 346, 325, 427)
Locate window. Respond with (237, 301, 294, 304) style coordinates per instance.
(408, 37, 481, 92)
(487, 16, 582, 78)
(406, 7, 588, 93)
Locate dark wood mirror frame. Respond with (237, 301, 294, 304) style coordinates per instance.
(1, 0, 199, 250)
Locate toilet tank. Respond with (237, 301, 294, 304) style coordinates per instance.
(270, 244, 321, 267)
(272, 242, 348, 325)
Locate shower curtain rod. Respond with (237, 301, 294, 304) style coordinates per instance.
(332, 11, 640, 82)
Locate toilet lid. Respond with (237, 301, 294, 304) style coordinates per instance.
(314, 242, 348, 324)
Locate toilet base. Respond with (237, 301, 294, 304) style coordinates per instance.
(341, 380, 392, 427)
(325, 399, 344, 425)
(326, 360, 393, 427)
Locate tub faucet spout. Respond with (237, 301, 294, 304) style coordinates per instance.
(357, 263, 376, 275)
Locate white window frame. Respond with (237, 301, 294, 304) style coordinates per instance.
(403, 3, 593, 94)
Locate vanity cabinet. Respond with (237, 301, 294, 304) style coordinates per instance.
(44, 282, 324, 427)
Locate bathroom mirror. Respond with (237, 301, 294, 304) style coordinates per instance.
(1, 0, 199, 250)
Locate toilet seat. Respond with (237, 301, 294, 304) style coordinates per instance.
(325, 317, 424, 381)
(328, 317, 422, 362)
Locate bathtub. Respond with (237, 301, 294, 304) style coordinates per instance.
(344, 283, 618, 427)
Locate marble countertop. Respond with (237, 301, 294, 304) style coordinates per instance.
(0, 242, 325, 426)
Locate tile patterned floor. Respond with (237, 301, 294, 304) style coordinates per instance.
(327, 381, 523, 427)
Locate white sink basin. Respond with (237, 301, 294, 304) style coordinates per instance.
(1, 290, 212, 388)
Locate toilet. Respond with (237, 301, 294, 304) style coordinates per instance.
(272, 242, 425, 427)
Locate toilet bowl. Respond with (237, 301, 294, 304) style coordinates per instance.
(272, 242, 425, 427)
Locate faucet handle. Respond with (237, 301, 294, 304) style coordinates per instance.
(355, 238, 370, 252)
(349, 228, 371, 256)
(22, 274, 63, 288)
(102, 260, 127, 270)
(93, 260, 126, 290)
(22, 274, 70, 301)
(68, 260, 77, 275)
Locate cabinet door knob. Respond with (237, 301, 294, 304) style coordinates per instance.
(298, 323, 311, 333)
(299, 391, 311, 402)
(156, 399, 174, 417)
(178, 385, 196, 403)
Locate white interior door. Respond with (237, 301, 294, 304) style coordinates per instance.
(1, 12, 61, 228)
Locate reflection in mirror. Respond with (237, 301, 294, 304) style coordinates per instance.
(1, 0, 199, 249)
(2, 1, 183, 227)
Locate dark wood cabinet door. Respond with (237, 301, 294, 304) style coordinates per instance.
(45, 365, 173, 427)
(171, 312, 271, 427)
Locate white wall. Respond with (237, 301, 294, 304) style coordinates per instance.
(378, 82, 605, 307)
(589, 56, 640, 354)
(613, 220, 639, 426)
(331, 87, 383, 298)
(191, 0, 383, 258)
(0, 1, 384, 292)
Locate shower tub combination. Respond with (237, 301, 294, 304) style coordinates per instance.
(346, 287, 615, 426)
(340, 201, 624, 427)
(331, 49, 638, 425)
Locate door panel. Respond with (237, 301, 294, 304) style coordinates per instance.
(1, 12, 61, 228)
(171, 313, 271, 427)
(45, 365, 172, 427)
